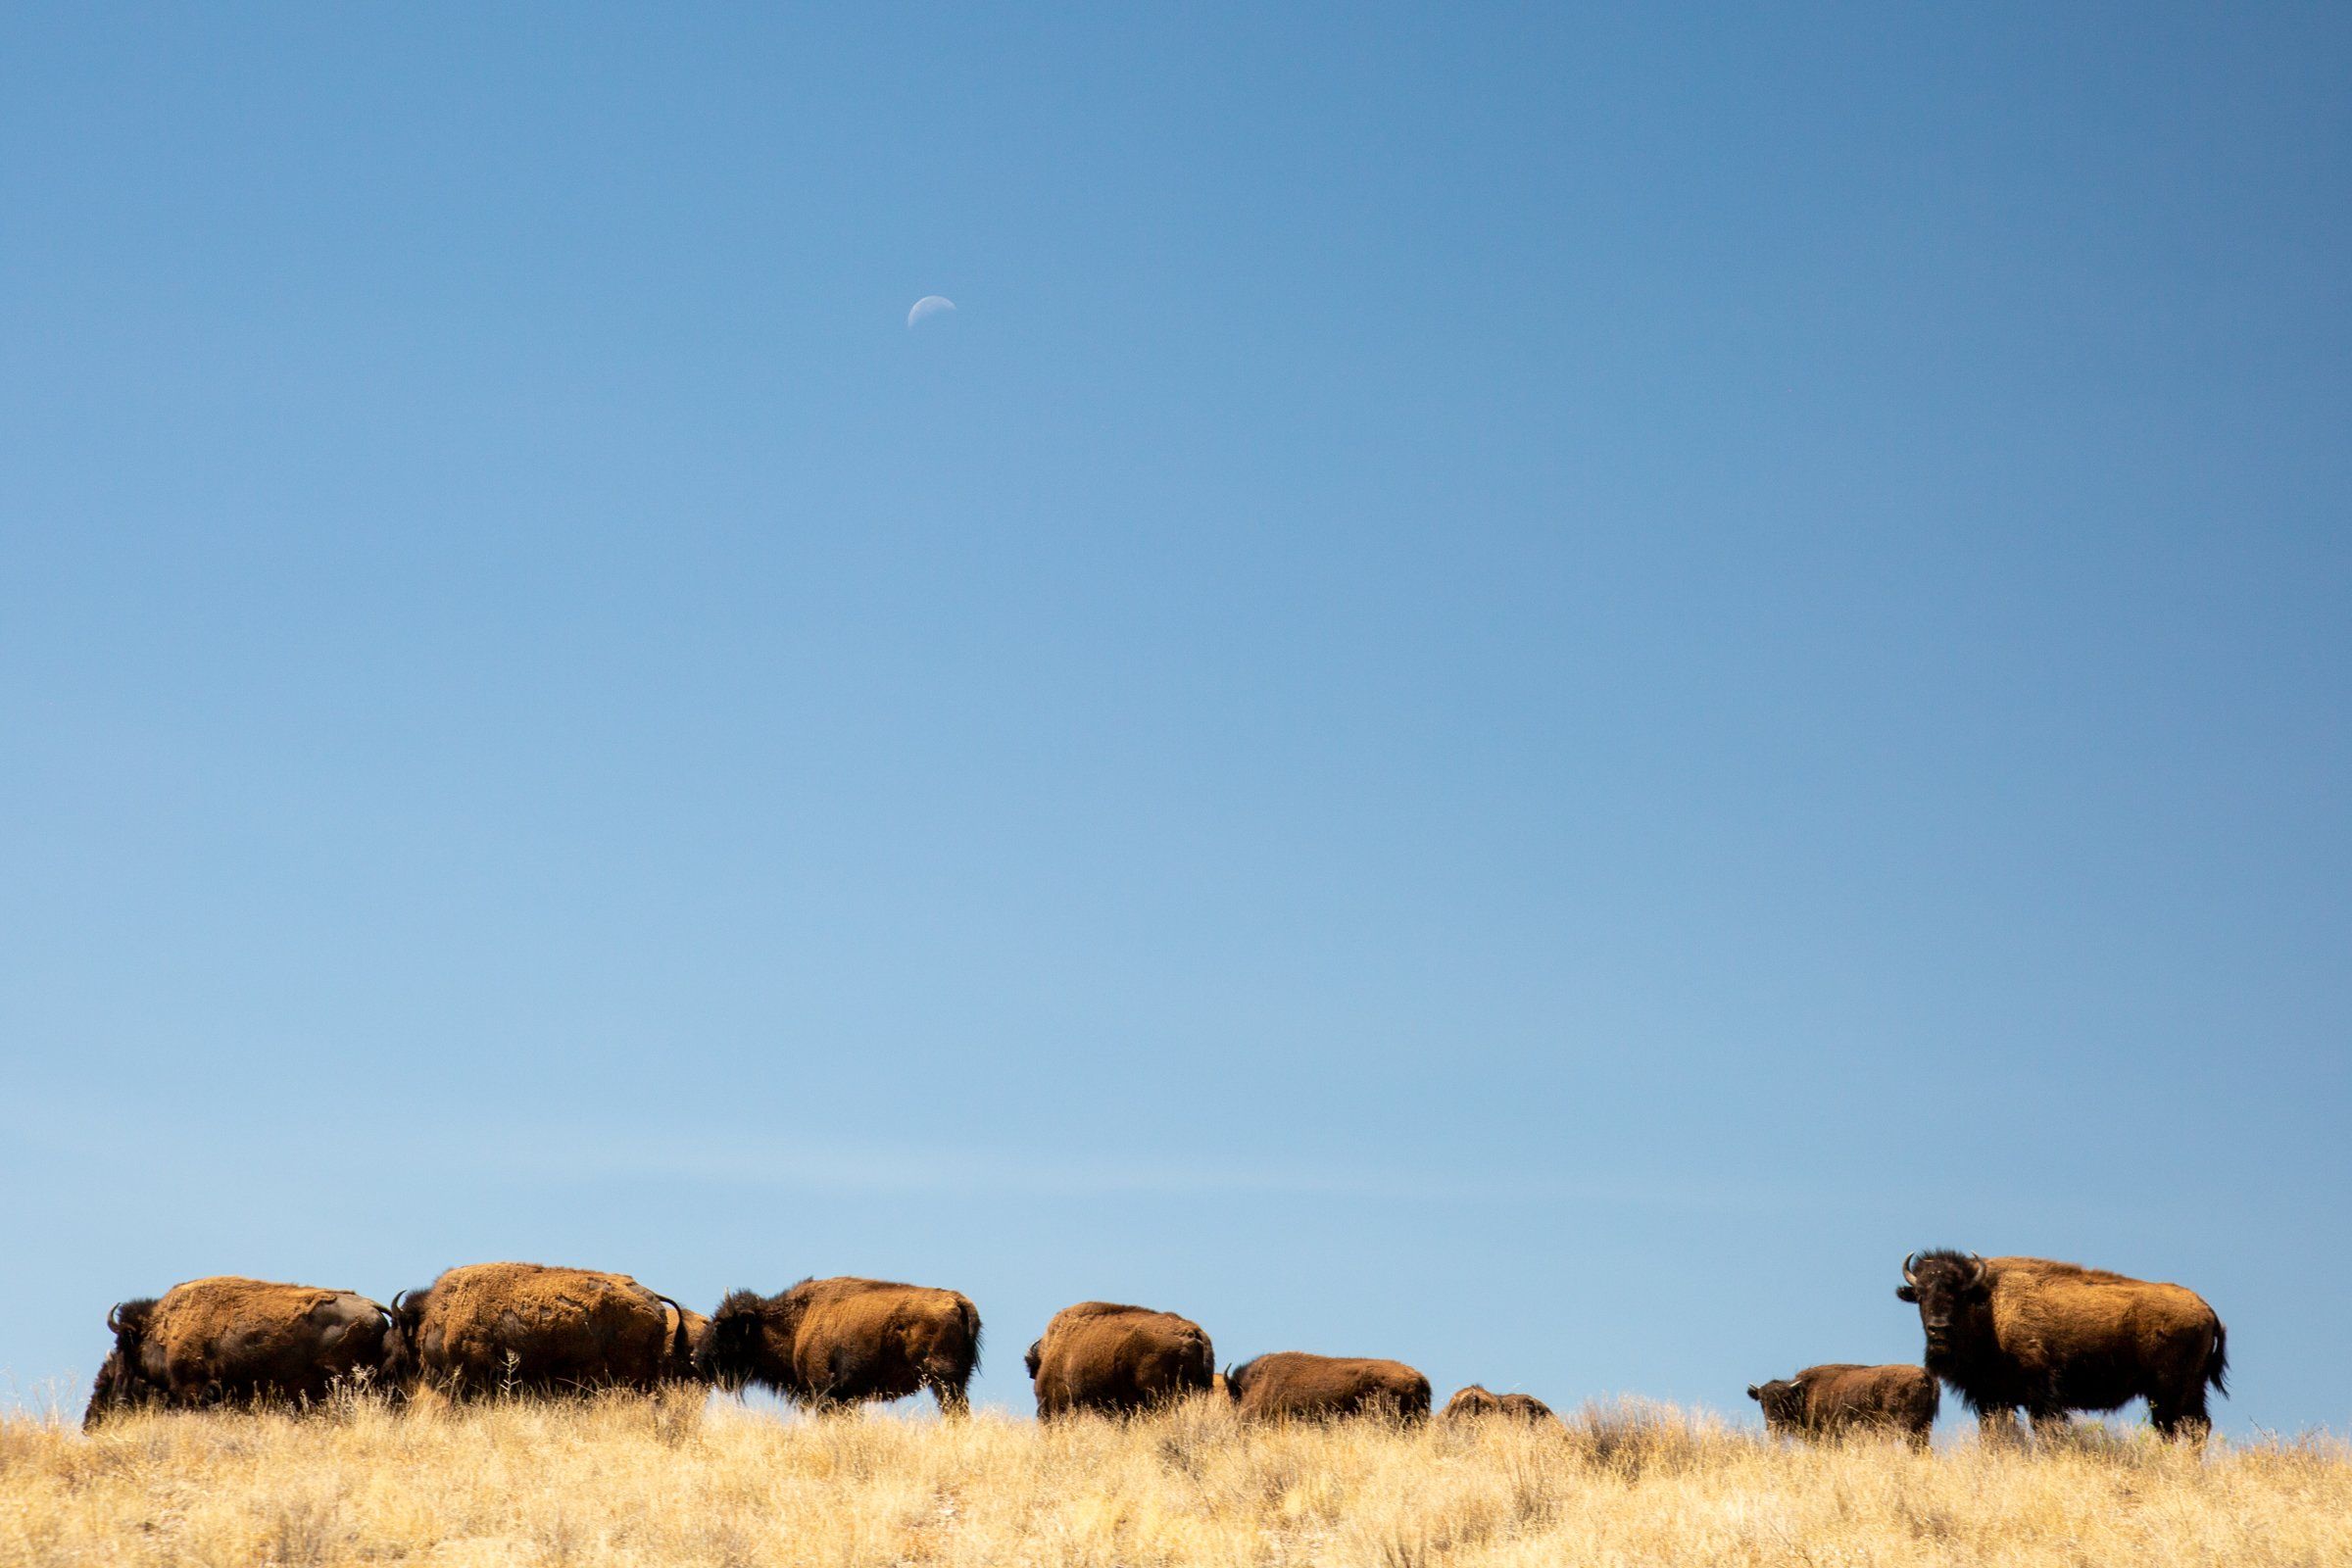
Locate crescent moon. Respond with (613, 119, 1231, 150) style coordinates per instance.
(907, 295, 956, 328)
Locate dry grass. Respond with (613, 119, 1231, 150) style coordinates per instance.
(2, 1392, 2345, 1566)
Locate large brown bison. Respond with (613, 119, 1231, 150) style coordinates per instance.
(82, 1276, 392, 1428)
(1024, 1300, 1214, 1417)
(382, 1262, 693, 1398)
(1897, 1250, 2227, 1440)
(1441, 1385, 1556, 1423)
(1746, 1363, 1937, 1446)
(1225, 1351, 1431, 1422)
(696, 1276, 981, 1413)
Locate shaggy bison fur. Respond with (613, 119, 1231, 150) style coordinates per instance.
(83, 1277, 391, 1428)
(1024, 1300, 1214, 1418)
(1898, 1250, 2227, 1440)
(1747, 1363, 1937, 1446)
(696, 1276, 981, 1413)
(1225, 1351, 1431, 1423)
(382, 1262, 692, 1398)
(1441, 1384, 1556, 1422)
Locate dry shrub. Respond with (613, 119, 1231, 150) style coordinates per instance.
(1, 1397, 2345, 1567)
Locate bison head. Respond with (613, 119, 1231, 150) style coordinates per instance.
(1444, 1385, 1502, 1420)
(1023, 1340, 1042, 1382)
(379, 1287, 430, 1393)
(82, 1298, 161, 1429)
(696, 1290, 785, 1395)
(1898, 1250, 1990, 1364)
(82, 1348, 136, 1429)
(1746, 1378, 1803, 1433)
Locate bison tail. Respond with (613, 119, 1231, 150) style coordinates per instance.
(651, 1293, 691, 1364)
(958, 1296, 982, 1375)
(1183, 1329, 1215, 1391)
(2205, 1320, 2230, 1398)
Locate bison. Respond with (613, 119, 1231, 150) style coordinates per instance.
(1441, 1384, 1556, 1422)
(83, 1276, 392, 1428)
(1225, 1351, 1431, 1423)
(1897, 1250, 2228, 1440)
(1024, 1300, 1215, 1418)
(696, 1276, 980, 1413)
(1746, 1363, 1936, 1446)
(382, 1262, 693, 1398)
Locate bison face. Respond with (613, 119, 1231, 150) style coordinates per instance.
(1899, 1251, 1990, 1361)
(1746, 1379, 1802, 1432)
(84, 1299, 162, 1428)
(82, 1348, 139, 1429)
(379, 1288, 429, 1393)
(695, 1295, 775, 1394)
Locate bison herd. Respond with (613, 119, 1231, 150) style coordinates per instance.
(81, 1249, 2230, 1446)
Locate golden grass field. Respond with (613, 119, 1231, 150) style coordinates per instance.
(4, 1393, 2346, 1567)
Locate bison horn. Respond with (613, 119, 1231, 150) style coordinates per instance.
(1900, 1251, 1920, 1286)
(391, 1290, 413, 1318)
(1963, 1253, 1987, 1289)
(106, 1302, 123, 1335)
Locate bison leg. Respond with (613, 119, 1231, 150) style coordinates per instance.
(1976, 1407, 2024, 1446)
(2149, 1390, 2212, 1443)
(2027, 1407, 2072, 1444)
(926, 1368, 971, 1417)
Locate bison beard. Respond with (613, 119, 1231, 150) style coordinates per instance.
(1225, 1352, 1432, 1423)
(82, 1279, 392, 1428)
(1026, 1301, 1214, 1418)
(1897, 1249, 2228, 1441)
(697, 1277, 981, 1414)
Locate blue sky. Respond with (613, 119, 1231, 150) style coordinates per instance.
(3, 4, 2346, 1433)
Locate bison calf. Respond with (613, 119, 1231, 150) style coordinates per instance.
(383, 1262, 692, 1398)
(1025, 1300, 1214, 1418)
(1442, 1384, 1556, 1423)
(698, 1276, 980, 1414)
(84, 1277, 392, 1428)
(1746, 1363, 1937, 1446)
(1226, 1351, 1431, 1423)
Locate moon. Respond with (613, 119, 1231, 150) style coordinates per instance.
(906, 295, 956, 328)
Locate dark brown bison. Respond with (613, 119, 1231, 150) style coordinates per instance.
(82, 1276, 392, 1428)
(1024, 1300, 1214, 1417)
(1897, 1250, 2227, 1440)
(382, 1262, 693, 1398)
(696, 1276, 981, 1413)
(1225, 1351, 1431, 1422)
(1746, 1363, 1937, 1446)
(1441, 1384, 1556, 1422)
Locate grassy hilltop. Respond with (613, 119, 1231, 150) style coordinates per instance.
(3, 1394, 2346, 1567)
